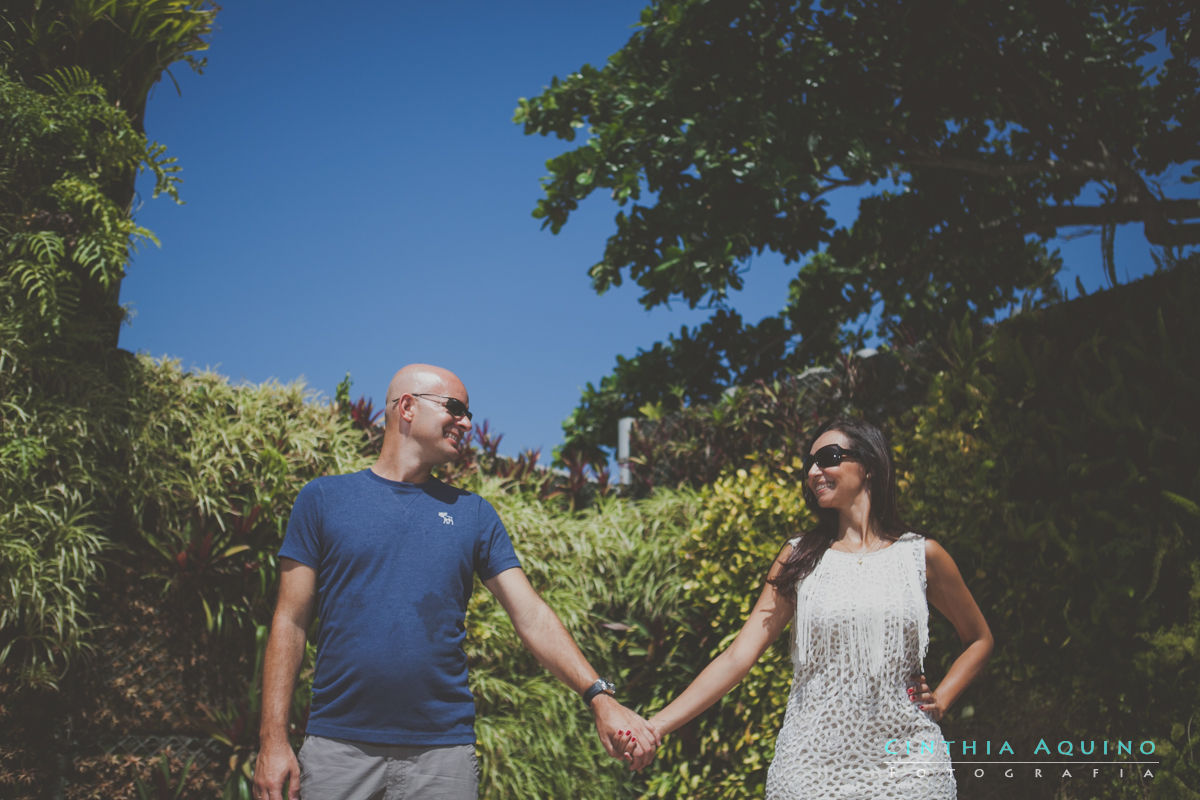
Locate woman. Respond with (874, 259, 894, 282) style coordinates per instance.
(639, 417, 992, 798)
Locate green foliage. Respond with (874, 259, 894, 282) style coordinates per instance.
(0, 352, 369, 688)
(134, 752, 196, 800)
(432, 418, 615, 510)
(558, 309, 796, 463)
(637, 461, 809, 799)
(0, 474, 107, 687)
(526, 0, 1198, 454)
(561, 321, 932, 465)
(2, 0, 217, 133)
(113, 362, 364, 797)
(559, 262, 1198, 799)
(464, 476, 702, 799)
(891, 263, 1200, 798)
(623, 347, 920, 489)
(0, 65, 180, 340)
(201, 625, 315, 800)
(1135, 560, 1200, 800)
(2, 0, 216, 347)
(0, 355, 369, 795)
(6, 259, 1196, 798)
(0, 0, 215, 701)
(0, 336, 135, 687)
(122, 359, 370, 636)
(520, 0, 1197, 311)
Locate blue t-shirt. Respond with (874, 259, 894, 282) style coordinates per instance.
(279, 468, 521, 745)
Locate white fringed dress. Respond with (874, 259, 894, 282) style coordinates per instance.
(765, 532, 956, 799)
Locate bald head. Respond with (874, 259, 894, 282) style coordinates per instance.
(387, 364, 463, 402)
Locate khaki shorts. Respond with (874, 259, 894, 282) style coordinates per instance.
(298, 735, 478, 800)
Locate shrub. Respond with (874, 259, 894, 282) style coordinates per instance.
(892, 263, 1200, 798)
(620, 261, 1200, 799)
(0, 59, 181, 689)
(629, 460, 810, 800)
(627, 347, 924, 493)
(468, 477, 701, 799)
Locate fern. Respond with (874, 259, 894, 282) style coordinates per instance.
(35, 65, 101, 98)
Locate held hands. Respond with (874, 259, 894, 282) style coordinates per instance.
(591, 696, 660, 771)
(907, 672, 945, 722)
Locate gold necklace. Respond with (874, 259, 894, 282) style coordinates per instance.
(851, 538, 888, 565)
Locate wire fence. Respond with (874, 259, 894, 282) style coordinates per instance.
(94, 733, 226, 771)
(44, 570, 248, 795)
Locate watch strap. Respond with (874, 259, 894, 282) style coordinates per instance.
(582, 678, 615, 706)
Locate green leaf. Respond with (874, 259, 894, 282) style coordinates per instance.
(1162, 491, 1200, 518)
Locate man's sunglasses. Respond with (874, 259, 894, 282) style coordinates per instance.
(402, 393, 474, 421)
(803, 443, 861, 473)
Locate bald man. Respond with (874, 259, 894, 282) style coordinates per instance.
(253, 364, 657, 800)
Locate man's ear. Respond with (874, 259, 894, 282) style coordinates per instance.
(393, 395, 418, 424)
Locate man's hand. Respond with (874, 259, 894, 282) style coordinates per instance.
(252, 739, 300, 800)
(590, 695, 659, 771)
(255, 561, 314, 800)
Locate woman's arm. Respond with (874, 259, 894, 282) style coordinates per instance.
(918, 538, 994, 721)
(648, 543, 796, 737)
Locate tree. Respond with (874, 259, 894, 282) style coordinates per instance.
(1, 66, 180, 347)
(517, 0, 1200, 459)
(0, 63, 186, 687)
(0, 1, 214, 687)
(2, 0, 217, 347)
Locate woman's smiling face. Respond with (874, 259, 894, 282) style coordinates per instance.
(805, 429, 869, 510)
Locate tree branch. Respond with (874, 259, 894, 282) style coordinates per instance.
(902, 146, 1200, 245)
(998, 198, 1200, 245)
(907, 153, 1110, 180)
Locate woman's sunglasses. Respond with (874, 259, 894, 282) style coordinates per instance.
(407, 393, 473, 421)
(803, 443, 861, 473)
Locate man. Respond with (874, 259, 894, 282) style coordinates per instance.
(253, 364, 656, 800)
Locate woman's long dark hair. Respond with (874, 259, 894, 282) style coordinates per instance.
(769, 417, 908, 597)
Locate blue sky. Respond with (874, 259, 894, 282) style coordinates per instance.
(120, 1, 1163, 463)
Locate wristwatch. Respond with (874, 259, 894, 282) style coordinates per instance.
(581, 677, 616, 707)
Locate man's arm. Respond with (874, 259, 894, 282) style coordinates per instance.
(483, 566, 660, 770)
(253, 559, 317, 800)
